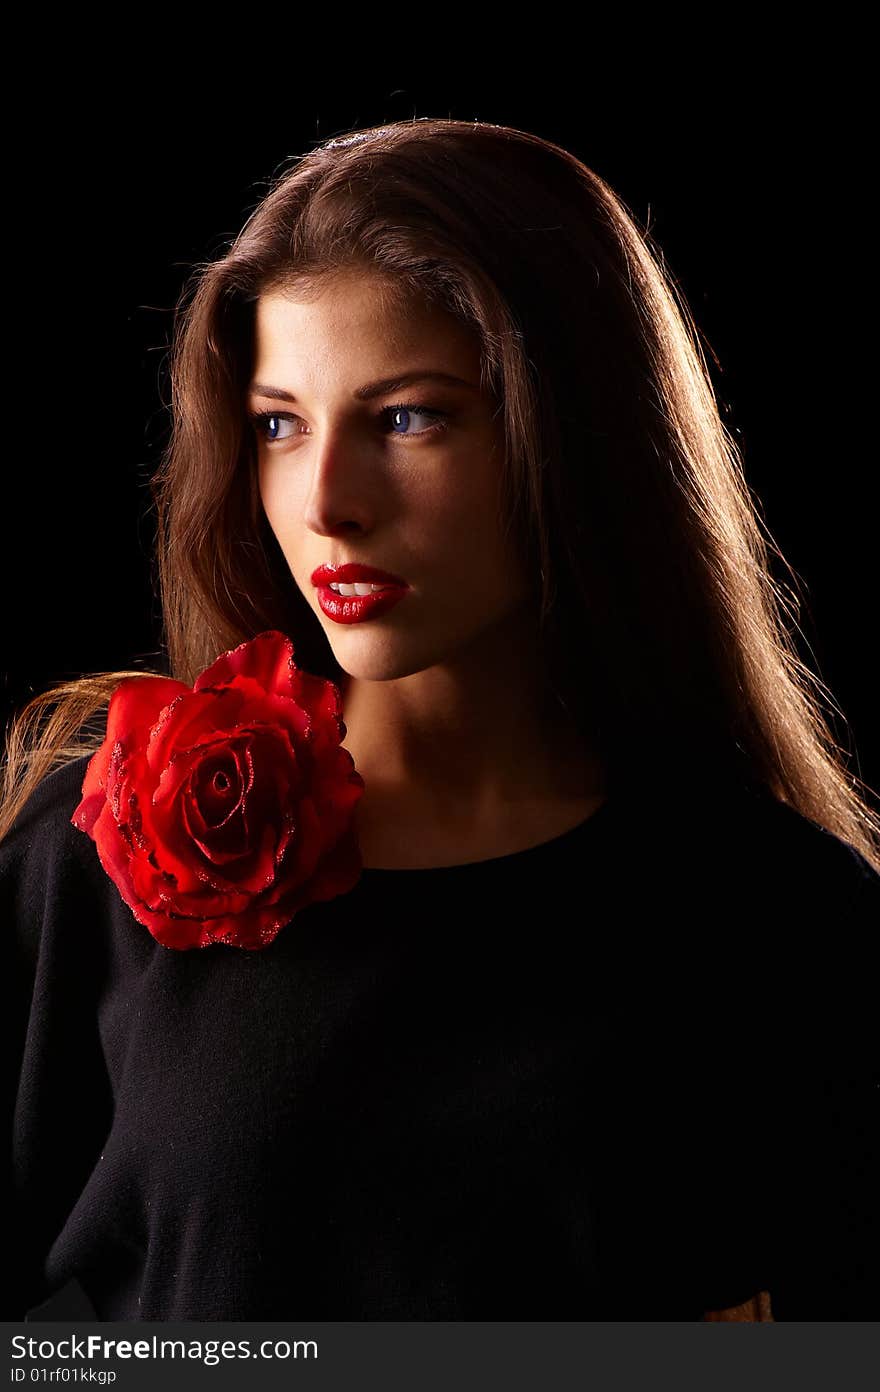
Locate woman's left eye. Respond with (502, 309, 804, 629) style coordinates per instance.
(249, 402, 448, 443)
(383, 403, 447, 437)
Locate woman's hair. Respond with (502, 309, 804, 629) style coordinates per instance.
(3, 117, 878, 867)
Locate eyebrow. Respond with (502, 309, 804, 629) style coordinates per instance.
(248, 370, 480, 403)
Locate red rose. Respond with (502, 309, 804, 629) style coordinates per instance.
(71, 631, 365, 951)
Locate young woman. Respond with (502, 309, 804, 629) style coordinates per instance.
(3, 119, 877, 1322)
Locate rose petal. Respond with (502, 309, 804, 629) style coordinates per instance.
(145, 687, 248, 777)
(193, 630, 298, 697)
(106, 675, 192, 750)
(182, 749, 250, 862)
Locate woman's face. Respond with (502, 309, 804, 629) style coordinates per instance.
(250, 270, 532, 682)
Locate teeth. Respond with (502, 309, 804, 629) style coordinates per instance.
(328, 582, 391, 596)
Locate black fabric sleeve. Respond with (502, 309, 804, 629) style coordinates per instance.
(763, 1062, 878, 1319)
(2, 760, 114, 1320)
(757, 828, 879, 1319)
(670, 795, 880, 1320)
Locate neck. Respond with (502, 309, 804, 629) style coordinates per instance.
(337, 602, 604, 820)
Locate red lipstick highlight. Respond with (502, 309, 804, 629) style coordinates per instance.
(311, 563, 411, 625)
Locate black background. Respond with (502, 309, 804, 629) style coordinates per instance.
(5, 53, 878, 1330)
(4, 76, 877, 802)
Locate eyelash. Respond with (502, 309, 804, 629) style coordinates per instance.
(248, 401, 449, 444)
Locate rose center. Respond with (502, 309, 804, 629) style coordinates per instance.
(212, 770, 231, 793)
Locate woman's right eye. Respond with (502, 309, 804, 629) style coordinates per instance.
(250, 410, 300, 442)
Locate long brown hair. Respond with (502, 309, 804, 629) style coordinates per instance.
(3, 117, 878, 868)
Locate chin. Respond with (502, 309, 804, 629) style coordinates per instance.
(324, 626, 462, 684)
(330, 649, 435, 684)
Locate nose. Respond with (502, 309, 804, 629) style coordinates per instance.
(302, 421, 375, 539)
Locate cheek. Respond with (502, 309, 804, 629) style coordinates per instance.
(257, 457, 273, 517)
(453, 467, 529, 604)
(258, 458, 298, 541)
(440, 467, 519, 583)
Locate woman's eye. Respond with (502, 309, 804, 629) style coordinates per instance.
(250, 411, 300, 443)
(384, 404, 446, 437)
(249, 403, 447, 444)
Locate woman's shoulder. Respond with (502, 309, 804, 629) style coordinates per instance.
(622, 780, 877, 1042)
(732, 784, 880, 906)
(1, 753, 95, 863)
(654, 777, 880, 901)
(615, 776, 879, 917)
(0, 753, 108, 960)
(719, 786, 877, 1055)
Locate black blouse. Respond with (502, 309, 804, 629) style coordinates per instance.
(4, 755, 878, 1320)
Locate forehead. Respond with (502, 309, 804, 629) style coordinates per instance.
(252, 273, 481, 370)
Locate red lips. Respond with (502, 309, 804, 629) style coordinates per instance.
(311, 563, 409, 587)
